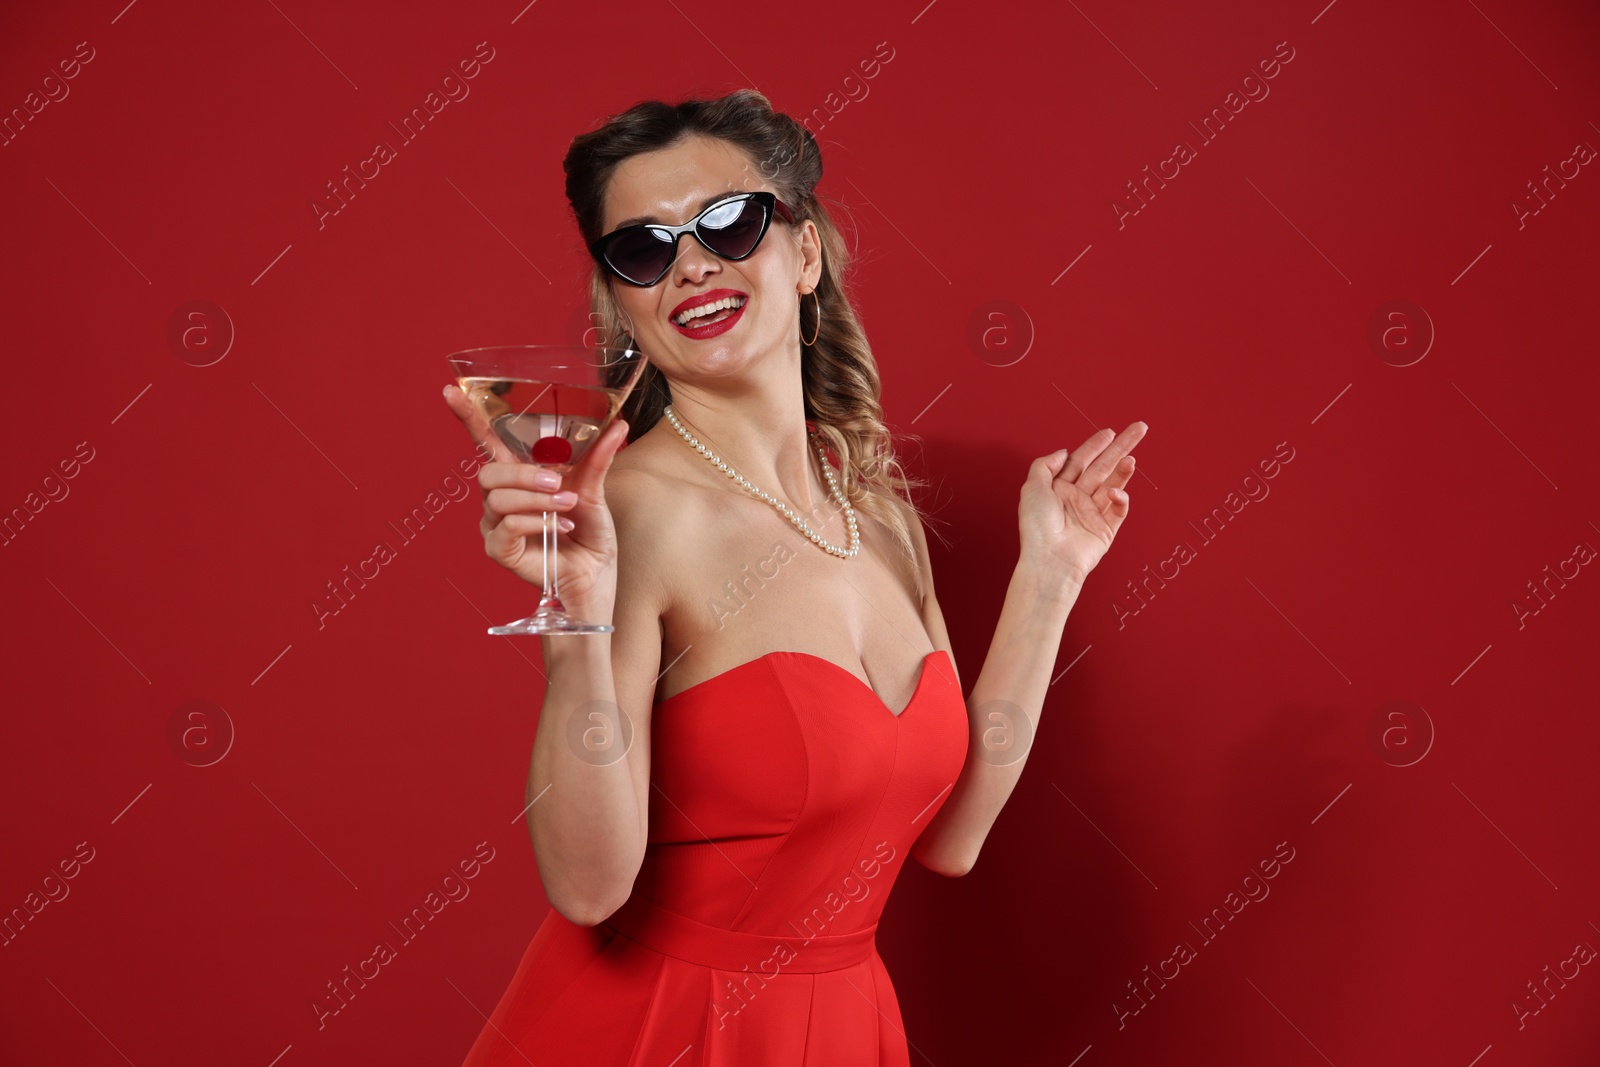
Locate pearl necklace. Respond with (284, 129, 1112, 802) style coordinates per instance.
(661, 404, 860, 559)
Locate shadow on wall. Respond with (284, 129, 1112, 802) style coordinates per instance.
(881, 432, 1144, 1060)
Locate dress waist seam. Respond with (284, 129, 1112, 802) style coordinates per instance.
(599, 893, 878, 974)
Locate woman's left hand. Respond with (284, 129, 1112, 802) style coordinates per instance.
(1018, 421, 1148, 583)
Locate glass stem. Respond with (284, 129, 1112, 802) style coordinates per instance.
(540, 509, 562, 611)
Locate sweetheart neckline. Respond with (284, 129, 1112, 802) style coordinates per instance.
(655, 648, 949, 719)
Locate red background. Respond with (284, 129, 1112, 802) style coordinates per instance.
(3, 1, 1598, 1064)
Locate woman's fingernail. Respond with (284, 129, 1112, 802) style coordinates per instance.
(532, 470, 560, 489)
(557, 516, 574, 532)
(553, 491, 578, 506)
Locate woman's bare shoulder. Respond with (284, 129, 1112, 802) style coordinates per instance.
(603, 431, 702, 545)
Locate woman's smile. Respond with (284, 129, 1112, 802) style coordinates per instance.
(669, 289, 748, 339)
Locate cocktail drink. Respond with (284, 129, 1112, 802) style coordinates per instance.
(446, 344, 646, 635)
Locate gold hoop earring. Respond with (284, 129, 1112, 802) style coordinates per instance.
(801, 289, 821, 347)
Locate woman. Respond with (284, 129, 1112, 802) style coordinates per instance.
(445, 88, 1146, 1065)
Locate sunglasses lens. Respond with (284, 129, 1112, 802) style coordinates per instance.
(607, 229, 676, 286)
(697, 196, 769, 259)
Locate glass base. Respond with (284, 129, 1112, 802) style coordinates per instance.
(489, 602, 612, 635)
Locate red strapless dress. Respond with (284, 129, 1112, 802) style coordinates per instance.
(460, 648, 967, 1066)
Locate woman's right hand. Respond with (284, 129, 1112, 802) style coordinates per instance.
(443, 384, 631, 620)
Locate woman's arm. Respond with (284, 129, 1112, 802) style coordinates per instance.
(910, 550, 1082, 876)
(522, 469, 668, 926)
(911, 423, 1145, 876)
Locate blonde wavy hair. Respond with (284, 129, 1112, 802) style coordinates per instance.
(563, 88, 931, 581)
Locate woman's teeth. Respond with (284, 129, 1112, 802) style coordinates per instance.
(674, 296, 745, 327)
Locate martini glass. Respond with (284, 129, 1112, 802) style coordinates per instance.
(447, 344, 647, 635)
